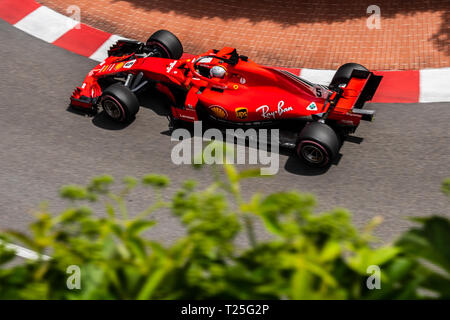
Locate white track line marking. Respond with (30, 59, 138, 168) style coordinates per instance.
(0, 240, 51, 261)
(14, 6, 78, 43)
(419, 68, 450, 103)
(89, 34, 130, 62)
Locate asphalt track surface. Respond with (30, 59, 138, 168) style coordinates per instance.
(1, 19, 449, 243)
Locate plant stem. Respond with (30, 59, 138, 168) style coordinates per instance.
(244, 214, 257, 247)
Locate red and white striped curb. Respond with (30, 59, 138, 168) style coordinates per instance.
(1, 0, 449, 103)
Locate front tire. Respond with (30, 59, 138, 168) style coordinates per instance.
(296, 122, 340, 167)
(100, 83, 139, 122)
(146, 30, 183, 60)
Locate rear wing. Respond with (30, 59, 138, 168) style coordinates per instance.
(334, 70, 382, 111)
(351, 69, 383, 108)
(329, 70, 382, 123)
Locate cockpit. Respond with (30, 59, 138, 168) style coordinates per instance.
(191, 47, 248, 80)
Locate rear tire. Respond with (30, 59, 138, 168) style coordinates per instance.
(296, 122, 340, 167)
(330, 63, 368, 87)
(100, 83, 139, 123)
(146, 30, 183, 60)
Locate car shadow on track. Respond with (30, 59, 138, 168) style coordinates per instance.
(66, 103, 134, 130)
(284, 133, 365, 175)
(91, 111, 133, 130)
(138, 87, 172, 117)
(92, 87, 171, 130)
(167, 120, 341, 176)
(66, 88, 350, 176)
(67, 87, 172, 130)
(284, 153, 341, 176)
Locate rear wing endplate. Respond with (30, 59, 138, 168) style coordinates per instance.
(352, 70, 383, 108)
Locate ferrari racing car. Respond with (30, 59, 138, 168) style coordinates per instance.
(70, 30, 382, 167)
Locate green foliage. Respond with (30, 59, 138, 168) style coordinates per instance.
(442, 178, 450, 197)
(394, 216, 450, 298)
(0, 167, 449, 300)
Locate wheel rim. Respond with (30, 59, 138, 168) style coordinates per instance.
(102, 97, 123, 120)
(299, 141, 329, 165)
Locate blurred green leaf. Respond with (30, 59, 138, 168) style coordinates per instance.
(442, 178, 450, 197)
(123, 176, 138, 190)
(397, 216, 450, 271)
(88, 175, 114, 193)
(126, 220, 156, 237)
(347, 246, 400, 274)
(137, 262, 171, 300)
(142, 174, 170, 188)
(59, 185, 89, 201)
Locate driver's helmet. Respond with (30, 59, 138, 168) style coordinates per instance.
(210, 65, 227, 79)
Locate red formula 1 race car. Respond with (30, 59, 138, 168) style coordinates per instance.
(70, 30, 382, 167)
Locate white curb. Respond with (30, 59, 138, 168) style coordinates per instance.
(299, 68, 335, 86)
(14, 6, 78, 43)
(419, 68, 450, 103)
(90, 34, 130, 62)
